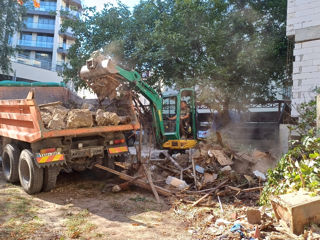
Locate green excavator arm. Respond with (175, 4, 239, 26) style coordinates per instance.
(79, 54, 165, 146)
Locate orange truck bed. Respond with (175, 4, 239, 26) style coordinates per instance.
(0, 95, 140, 143)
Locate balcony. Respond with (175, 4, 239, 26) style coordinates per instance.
(14, 54, 53, 71)
(63, 0, 82, 8)
(25, 1, 57, 15)
(59, 27, 75, 39)
(57, 43, 72, 54)
(22, 22, 55, 34)
(60, 7, 80, 18)
(18, 40, 54, 52)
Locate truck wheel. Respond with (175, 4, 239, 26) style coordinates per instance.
(18, 150, 43, 194)
(2, 144, 20, 183)
(42, 166, 60, 192)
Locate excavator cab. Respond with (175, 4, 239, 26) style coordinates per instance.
(162, 88, 197, 150)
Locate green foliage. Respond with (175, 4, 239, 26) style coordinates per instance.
(60, 3, 131, 90)
(260, 96, 320, 205)
(289, 96, 317, 137)
(260, 136, 320, 205)
(62, 0, 287, 109)
(0, 0, 25, 74)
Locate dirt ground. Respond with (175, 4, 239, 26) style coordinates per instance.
(0, 166, 192, 240)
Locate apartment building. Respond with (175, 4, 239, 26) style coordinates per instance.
(7, 0, 81, 81)
(287, 0, 320, 117)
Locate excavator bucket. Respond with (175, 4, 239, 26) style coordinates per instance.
(80, 53, 121, 102)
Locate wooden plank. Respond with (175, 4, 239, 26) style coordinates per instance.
(191, 179, 228, 207)
(94, 164, 172, 197)
(38, 101, 63, 108)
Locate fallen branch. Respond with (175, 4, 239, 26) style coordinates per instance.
(191, 179, 229, 207)
(163, 152, 183, 170)
(241, 186, 263, 192)
(95, 164, 172, 196)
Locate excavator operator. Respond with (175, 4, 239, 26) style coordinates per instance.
(169, 101, 190, 138)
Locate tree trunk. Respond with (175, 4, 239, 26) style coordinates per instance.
(221, 98, 231, 126)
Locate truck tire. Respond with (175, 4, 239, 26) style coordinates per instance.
(2, 144, 20, 183)
(18, 150, 43, 194)
(42, 166, 60, 192)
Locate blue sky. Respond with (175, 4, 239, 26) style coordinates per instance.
(82, 0, 140, 11)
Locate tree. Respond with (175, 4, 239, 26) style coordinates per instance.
(0, 0, 25, 74)
(62, 0, 288, 120)
(61, 3, 131, 90)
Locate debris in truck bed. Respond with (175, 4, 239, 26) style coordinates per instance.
(40, 100, 131, 130)
(96, 109, 121, 126)
(67, 109, 93, 128)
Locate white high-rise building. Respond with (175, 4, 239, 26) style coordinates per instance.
(3, 0, 82, 83)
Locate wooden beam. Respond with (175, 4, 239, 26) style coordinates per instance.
(94, 164, 172, 197)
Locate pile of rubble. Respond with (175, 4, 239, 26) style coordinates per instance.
(40, 102, 131, 130)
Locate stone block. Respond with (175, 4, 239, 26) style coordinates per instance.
(271, 191, 320, 235)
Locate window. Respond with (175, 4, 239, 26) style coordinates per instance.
(35, 52, 52, 61)
(162, 96, 177, 133)
(36, 34, 53, 48)
(38, 16, 55, 25)
(21, 33, 32, 41)
(23, 15, 33, 23)
(20, 50, 31, 57)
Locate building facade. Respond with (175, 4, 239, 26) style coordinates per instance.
(8, 0, 81, 79)
(287, 0, 320, 117)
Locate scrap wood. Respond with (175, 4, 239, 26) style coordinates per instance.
(210, 149, 233, 166)
(190, 149, 198, 190)
(112, 175, 144, 192)
(191, 179, 229, 207)
(38, 101, 63, 108)
(114, 161, 132, 170)
(163, 151, 183, 170)
(94, 164, 172, 196)
(142, 163, 160, 203)
(241, 186, 263, 192)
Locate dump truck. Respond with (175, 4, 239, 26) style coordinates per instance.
(0, 82, 139, 194)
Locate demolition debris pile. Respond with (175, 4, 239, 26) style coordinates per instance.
(39, 97, 133, 130)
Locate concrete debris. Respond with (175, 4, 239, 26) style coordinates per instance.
(40, 111, 52, 126)
(96, 109, 121, 126)
(210, 149, 233, 166)
(47, 114, 66, 130)
(246, 208, 261, 224)
(166, 176, 188, 190)
(66, 109, 93, 128)
(40, 102, 131, 130)
(203, 173, 217, 185)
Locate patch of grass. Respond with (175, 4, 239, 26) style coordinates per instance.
(129, 195, 146, 202)
(65, 209, 98, 239)
(0, 190, 45, 240)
